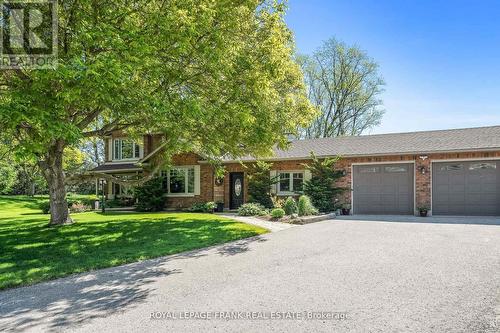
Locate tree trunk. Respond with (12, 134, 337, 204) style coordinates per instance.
(39, 139, 73, 225)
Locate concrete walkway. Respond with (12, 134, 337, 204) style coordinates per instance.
(218, 213, 296, 232)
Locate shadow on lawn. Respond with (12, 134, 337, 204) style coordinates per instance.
(0, 213, 267, 331)
(0, 257, 180, 332)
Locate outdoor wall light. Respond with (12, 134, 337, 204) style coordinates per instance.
(341, 169, 347, 176)
(419, 166, 427, 175)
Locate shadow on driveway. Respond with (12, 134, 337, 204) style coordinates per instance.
(0, 235, 266, 332)
(337, 215, 500, 226)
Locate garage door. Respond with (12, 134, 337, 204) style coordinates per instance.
(353, 163, 414, 215)
(432, 160, 500, 216)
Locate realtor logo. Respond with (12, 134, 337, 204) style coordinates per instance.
(0, 0, 57, 69)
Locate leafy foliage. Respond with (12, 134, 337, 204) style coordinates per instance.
(270, 208, 285, 219)
(134, 178, 165, 212)
(0, 162, 17, 194)
(299, 37, 385, 138)
(298, 195, 318, 216)
(303, 153, 345, 212)
(247, 161, 280, 208)
(0, 0, 316, 224)
(238, 203, 267, 216)
(283, 196, 298, 215)
(189, 202, 217, 213)
(39, 201, 51, 214)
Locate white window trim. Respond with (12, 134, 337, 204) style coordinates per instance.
(277, 170, 305, 195)
(163, 165, 200, 197)
(112, 138, 143, 161)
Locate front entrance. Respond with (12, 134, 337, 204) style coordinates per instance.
(230, 172, 244, 209)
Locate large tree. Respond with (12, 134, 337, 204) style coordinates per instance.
(299, 38, 385, 138)
(0, 0, 315, 225)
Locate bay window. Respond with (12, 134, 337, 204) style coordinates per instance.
(161, 166, 198, 196)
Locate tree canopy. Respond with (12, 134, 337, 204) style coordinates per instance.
(0, 0, 315, 224)
(299, 37, 385, 138)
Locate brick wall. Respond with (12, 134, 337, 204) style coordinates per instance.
(164, 153, 215, 209)
(218, 151, 500, 214)
(103, 130, 500, 214)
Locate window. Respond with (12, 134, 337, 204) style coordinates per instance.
(359, 166, 380, 173)
(440, 164, 463, 171)
(161, 167, 196, 195)
(113, 139, 142, 160)
(278, 171, 304, 193)
(469, 162, 497, 170)
(385, 166, 408, 173)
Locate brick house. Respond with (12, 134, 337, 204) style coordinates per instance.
(91, 126, 500, 216)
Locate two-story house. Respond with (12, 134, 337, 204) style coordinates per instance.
(90, 126, 500, 216)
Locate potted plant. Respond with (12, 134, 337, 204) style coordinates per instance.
(418, 206, 429, 217)
(215, 201, 224, 213)
(341, 203, 351, 215)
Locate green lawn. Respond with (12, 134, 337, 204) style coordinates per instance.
(0, 196, 267, 290)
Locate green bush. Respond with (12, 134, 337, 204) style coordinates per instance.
(67, 195, 98, 208)
(189, 201, 217, 213)
(238, 203, 267, 216)
(283, 196, 298, 215)
(39, 200, 51, 214)
(39, 198, 93, 214)
(303, 153, 345, 212)
(247, 161, 279, 208)
(270, 208, 285, 219)
(134, 177, 165, 212)
(298, 195, 318, 216)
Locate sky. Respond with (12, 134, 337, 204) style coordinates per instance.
(285, 0, 500, 134)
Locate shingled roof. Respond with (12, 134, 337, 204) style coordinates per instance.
(229, 125, 500, 162)
(90, 163, 142, 173)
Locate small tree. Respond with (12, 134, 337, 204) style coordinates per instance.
(134, 178, 165, 212)
(283, 197, 298, 215)
(303, 153, 345, 212)
(247, 161, 279, 208)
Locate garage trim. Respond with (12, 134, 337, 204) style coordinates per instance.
(351, 161, 416, 215)
(430, 157, 500, 216)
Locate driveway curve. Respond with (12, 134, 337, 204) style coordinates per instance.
(1, 217, 499, 332)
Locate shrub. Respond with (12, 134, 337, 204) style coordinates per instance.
(247, 161, 279, 208)
(189, 201, 217, 213)
(238, 203, 267, 216)
(298, 195, 318, 216)
(39, 200, 51, 214)
(39, 198, 93, 214)
(270, 208, 285, 219)
(134, 177, 165, 212)
(271, 195, 285, 209)
(69, 202, 91, 213)
(303, 153, 345, 212)
(67, 195, 98, 208)
(283, 196, 298, 215)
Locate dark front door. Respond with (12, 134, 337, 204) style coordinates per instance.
(230, 172, 244, 209)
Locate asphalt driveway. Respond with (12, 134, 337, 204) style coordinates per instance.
(1, 217, 499, 332)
